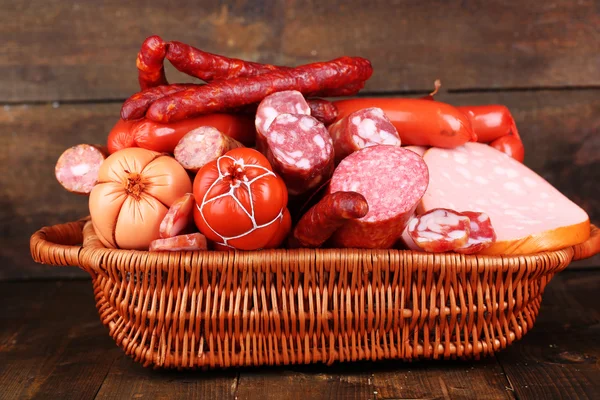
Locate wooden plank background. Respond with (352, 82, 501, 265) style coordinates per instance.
(1, 0, 598, 279)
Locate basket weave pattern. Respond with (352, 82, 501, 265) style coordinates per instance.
(30, 218, 599, 369)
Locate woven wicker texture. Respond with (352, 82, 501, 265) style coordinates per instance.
(30, 218, 600, 369)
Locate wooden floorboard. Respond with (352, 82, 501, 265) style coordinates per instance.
(1, 1, 598, 102)
(495, 272, 600, 399)
(0, 281, 120, 400)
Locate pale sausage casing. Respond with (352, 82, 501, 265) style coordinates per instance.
(89, 148, 192, 250)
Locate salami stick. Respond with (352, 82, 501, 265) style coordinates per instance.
(145, 57, 373, 123)
(294, 192, 368, 247)
(307, 98, 338, 125)
(137, 35, 169, 89)
(121, 84, 195, 120)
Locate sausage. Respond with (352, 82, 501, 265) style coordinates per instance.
(458, 105, 525, 162)
(332, 98, 476, 148)
(121, 84, 195, 120)
(159, 193, 195, 238)
(55, 144, 108, 195)
(455, 211, 497, 254)
(293, 192, 368, 247)
(328, 107, 401, 163)
(137, 35, 169, 90)
(149, 232, 208, 251)
(264, 208, 292, 249)
(263, 114, 334, 195)
(174, 126, 244, 172)
(145, 56, 373, 123)
(255, 90, 311, 152)
(307, 98, 338, 126)
(406, 208, 471, 252)
(107, 119, 137, 154)
(166, 40, 365, 97)
(107, 114, 256, 154)
(329, 146, 429, 248)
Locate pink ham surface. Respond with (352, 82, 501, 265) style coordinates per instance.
(420, 142, 590, 255)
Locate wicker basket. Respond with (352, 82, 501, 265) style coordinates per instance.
(30, 218, 600, 369)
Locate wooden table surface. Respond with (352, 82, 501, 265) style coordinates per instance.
(1, 269, 598, 400)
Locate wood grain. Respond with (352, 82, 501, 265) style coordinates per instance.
(0, 281, 120, 400)
(496, 271, 600, 399)
(1, 0, 598, 102)
(3, 89, 598, 280)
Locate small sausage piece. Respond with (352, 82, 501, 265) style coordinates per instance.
(307, 98, 338, 125)
(328, 107, 401, 163)
(264, 114, 334, 195)
(55, 144, 107, 195)
(406, 208, 471, 253)
(174, 127, 244, 172)
(455, 211, 497, 254)
(293, 192, 368, 247)
(489, 134, 525, 164)
(159, 193, 195, 238)
(329, 146, 429, 249)
(136, 35, 169, 90)
(255, 91, 311, 152)
(149, 232, 208, 251)
(146, 56, 373, 123)
(333, 98, 476, 148)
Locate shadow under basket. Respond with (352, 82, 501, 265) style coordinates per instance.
(30, 218, 600, 369)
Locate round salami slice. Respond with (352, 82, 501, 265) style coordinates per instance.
(406, 208, 470, 252)
(174, 126, 243, 172)
(455, 211, 497, 254)
(329, 145, 429, 248)
(328, 107, 401, 164)
(55, 144, 108, 195)
(255, 90, 311, 152)
(265, 113, 334, 196)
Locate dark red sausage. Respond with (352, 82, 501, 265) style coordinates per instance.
(121, 84, 195, 120)
(293, 191, 369, 247)
(146, 57, 373, 123)
(307, 98, 338, 125)
(137, 35, 169, 90)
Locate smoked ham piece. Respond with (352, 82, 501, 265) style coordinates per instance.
(420, 142, 590, 255)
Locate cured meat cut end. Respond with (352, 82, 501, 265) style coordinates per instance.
(329, 145, 429, 249)
(406, 208, 470, 252)
(307, 98, 338, 125)
(455, 211, 497, 254)
(264, 113, 334, 195)
(421, 142, 590, 255)
(328, 107, 401, 163)
(293, 191, 369, 248)
(149, 232, 208, 251)
(159, 193, 195, 238)
(55, 144, 107, 195)
(254, 90, 311, 152)
(174, 126, 243, 172)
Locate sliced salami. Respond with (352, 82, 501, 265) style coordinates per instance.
(406, 208, 470, 252)
(329, 145, 429, 248)
(149, 232, 208, 251)
(254, 90, 311, 152)
(159, 193, 195, 238)
(328, 107, 401, 163)
(264, 113, 334, 196)
(55, 144, 108, 195)
(174, 126, 243, 172)
(455, 211, 496, 254)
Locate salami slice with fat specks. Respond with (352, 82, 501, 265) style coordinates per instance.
(255, 90, 311, 152)
(264, 113, 334, 196)
(328, 145, 429, 248)
(174, 126, 243, 172)
(328, 107, 401, 163)
(159, 193, 195, 238)
(455, 211, 496, 254)
(55, 144, 108, 195)
(406, 208, 470, 252)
